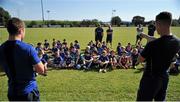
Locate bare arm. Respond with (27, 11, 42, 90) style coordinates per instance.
(140, 33, 157, 42)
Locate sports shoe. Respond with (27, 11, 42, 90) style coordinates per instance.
(99, 69, 103, 72)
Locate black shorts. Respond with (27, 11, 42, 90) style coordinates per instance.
(137, 76, 169, 101)
(136, 35, 142, 41)
(95, 35, 103, 42)
(106, 35, 112, 43)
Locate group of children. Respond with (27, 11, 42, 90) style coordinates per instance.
(34, 39, 146, 73)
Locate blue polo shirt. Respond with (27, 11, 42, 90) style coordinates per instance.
(0, 40, 41, 95)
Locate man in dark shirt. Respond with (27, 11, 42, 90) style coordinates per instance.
(136, 12, 180, 101)
(0, 18, 45, 101)
(106, 25, 113, 48)
(95, 24, 104, 42)
(148, 23, 156, 36)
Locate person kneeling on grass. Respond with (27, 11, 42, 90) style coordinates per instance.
(99, 50, 109, 73)
(82, 51, 93, 70)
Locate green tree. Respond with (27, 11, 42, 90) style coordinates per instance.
(132, 16, 145, 26)
(0, 7, 11, 26)
(172, 19, 179, 26)
(27, 21, 38, 27)
(111, 16, 121, 26)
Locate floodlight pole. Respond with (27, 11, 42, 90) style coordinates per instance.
(47, 10, 50, 26)
(41, 0, 45, 25)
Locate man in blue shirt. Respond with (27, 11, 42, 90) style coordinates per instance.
(0, 18, 45, 101)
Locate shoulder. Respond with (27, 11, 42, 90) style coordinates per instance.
(17, 41, 34, 49)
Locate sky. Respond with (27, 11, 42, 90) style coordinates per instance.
(0, 0, 180, 22)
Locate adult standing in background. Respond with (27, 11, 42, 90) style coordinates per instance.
(106, 25, 113, 48)
(136, 12, 180, 101)
(148, 22, 156, 36)
(135, 24, 143, 45)
(0, 17, 46, 101)
(95, 24, 104, 43)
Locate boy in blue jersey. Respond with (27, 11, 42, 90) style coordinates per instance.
(43, 39, 50, 51)
(74, 40, 80, 50)
(35, 42, 43, 52)
(51, 49, 63, 68)
(64, 51, 74, 68)
(82, 51, 93, 70)
(102, 41, 107, 50)
(116, 42, 122, 56)
(98, 50, 109, 73)
(97, 43, 103, 55)
(0, 18, 45, 101)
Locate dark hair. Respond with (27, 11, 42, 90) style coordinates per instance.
(6, 17, 25, 35)
(156, 11, 172, 26)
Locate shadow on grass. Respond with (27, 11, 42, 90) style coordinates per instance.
(47, 67, 101, 73)
(46, 67, 119, 73)
(169, 73, 179, 76)
(134, 68, 144, 74)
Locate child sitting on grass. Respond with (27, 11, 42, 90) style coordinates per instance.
(131, 48, 139, 69)
(50, 49, 63, 68)
(118, 51, 130, 69)
(99, 50, 109, 73)
(63, 51, 74, 68)
(82, 51, 93, 70)
(108, 50, 117, 70)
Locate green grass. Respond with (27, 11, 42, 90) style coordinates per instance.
(0, 27, 180, 101)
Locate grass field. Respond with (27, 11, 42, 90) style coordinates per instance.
(0, 27, 180, 101)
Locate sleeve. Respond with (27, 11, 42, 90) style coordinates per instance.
(30, 46, 41, 65)
(140, 42, 151, 59)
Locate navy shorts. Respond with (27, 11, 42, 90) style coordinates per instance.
(136, 35, 142, 41)
(106, 35, 112, 43)
(95, 35, 103, 42)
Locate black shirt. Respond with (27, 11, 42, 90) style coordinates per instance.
(106, 29, 113, 36)
(141, 35, 180, 78)
(95, 27, 103, 37)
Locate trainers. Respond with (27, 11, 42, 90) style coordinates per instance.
(99, 69, 103, 72)
(103, 69, 107, 73)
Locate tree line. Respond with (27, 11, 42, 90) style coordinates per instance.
(0, 7, 180, 27)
